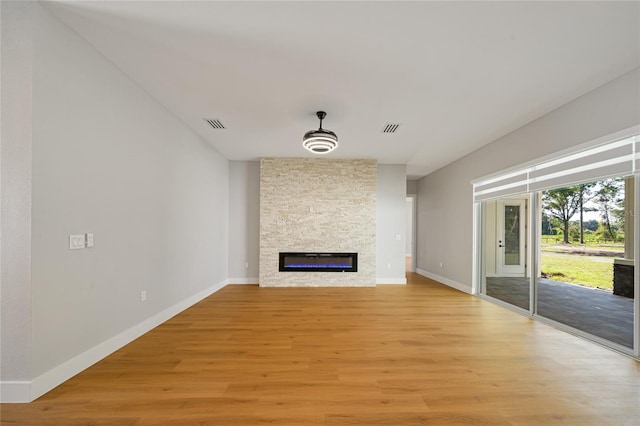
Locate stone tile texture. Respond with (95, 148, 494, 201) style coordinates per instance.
(259, 158, 376, 287)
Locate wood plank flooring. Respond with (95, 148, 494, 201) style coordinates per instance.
(2, 272, 639, 425)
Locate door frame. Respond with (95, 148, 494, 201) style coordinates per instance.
(406, 195, 417, 273)
(496, 199, 527, 277)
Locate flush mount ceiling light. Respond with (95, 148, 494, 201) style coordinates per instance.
(303, 111, 338, 154)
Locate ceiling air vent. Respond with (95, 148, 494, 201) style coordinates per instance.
(381, 123, 401, 133)
(204, 118, 226, 130)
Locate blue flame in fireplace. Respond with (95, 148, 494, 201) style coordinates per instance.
(279, 252, 357, 272)
(285, 263, 352, 269)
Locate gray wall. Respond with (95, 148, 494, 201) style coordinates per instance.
(417, 68, 640, 293)
(406, 198, 413, 256)
(228, 161, 408, 284)
(2, 1, 230, 400)
(376, 165, 408, 282)
(406, 179, 418, 196)
(228, 161, 260, 281)
(1, 1, 35, 399)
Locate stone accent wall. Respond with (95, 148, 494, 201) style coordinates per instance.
(259, 158, 376, 287)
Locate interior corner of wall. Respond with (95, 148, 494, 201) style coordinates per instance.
(416, 269, 472, 294)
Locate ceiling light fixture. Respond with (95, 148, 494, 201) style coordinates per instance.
(303, 111, 338, 154)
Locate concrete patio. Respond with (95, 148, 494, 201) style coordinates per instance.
(486, 277, 634, 348)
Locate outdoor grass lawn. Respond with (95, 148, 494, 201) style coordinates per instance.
(541, 251, 614, 290)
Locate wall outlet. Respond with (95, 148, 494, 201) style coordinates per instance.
(69, 234, 85, 250)
(245, 262, 249, 269)
(140, 291, 147, 302)
(387, 262, 391, 269)
(85, 233, 94, 248)
(439, 261, 444, 268)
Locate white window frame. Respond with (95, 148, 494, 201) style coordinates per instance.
(472, 126, 640, 359)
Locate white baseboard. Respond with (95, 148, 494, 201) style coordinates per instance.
(8, 279, 229, 403)
(416, 269, 472, 294)
(227, 278, 259, 285)
(376, 277, 407, 285)
(0, 271, 419, 402)
(0, 381, 31, 403)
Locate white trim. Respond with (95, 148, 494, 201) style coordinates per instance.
(227, 278, 259, 285)
(0, 381, 31, 403)
(24, 279, 228, 402)
(416, 269, 472, 294)
(531, 137, 631, 171)
(471, 202, 481, 295)
(472, 129, 640, 202)
(471, 125, 640, 185)
(376, 277, 407, 285)
(529, 193, 538, 314)
(408, 194, 418, 273)
(635, 174, 639, 357)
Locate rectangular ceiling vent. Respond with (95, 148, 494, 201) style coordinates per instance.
(381, 123, 401, 133)
(204, 118, 226, 130)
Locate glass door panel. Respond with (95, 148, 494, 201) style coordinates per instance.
(482, 197, 530, 311)
(537, 178, 634, 349)
(497, 200, 526, 276)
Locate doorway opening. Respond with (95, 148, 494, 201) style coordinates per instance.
(406, 196, 416, 274)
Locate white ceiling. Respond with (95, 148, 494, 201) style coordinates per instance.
(45, 1, 639, 179)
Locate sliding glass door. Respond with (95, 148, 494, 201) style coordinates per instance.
(474, 132, 639, 357)
(536, 177, 634, 349)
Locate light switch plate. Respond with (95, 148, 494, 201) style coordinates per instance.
(69, 234, 85, 250)
(85, 233, 94, 248)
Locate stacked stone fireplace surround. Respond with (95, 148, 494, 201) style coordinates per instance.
(259, 158, 376, 287)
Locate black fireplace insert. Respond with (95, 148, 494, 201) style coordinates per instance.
(279, 252, 358, 272)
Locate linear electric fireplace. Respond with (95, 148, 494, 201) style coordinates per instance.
(279, 252, 358, 272)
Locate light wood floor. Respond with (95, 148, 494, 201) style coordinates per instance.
(2, 272, 639, 425)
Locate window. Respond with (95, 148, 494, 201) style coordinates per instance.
(473, 130, 639, 357)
